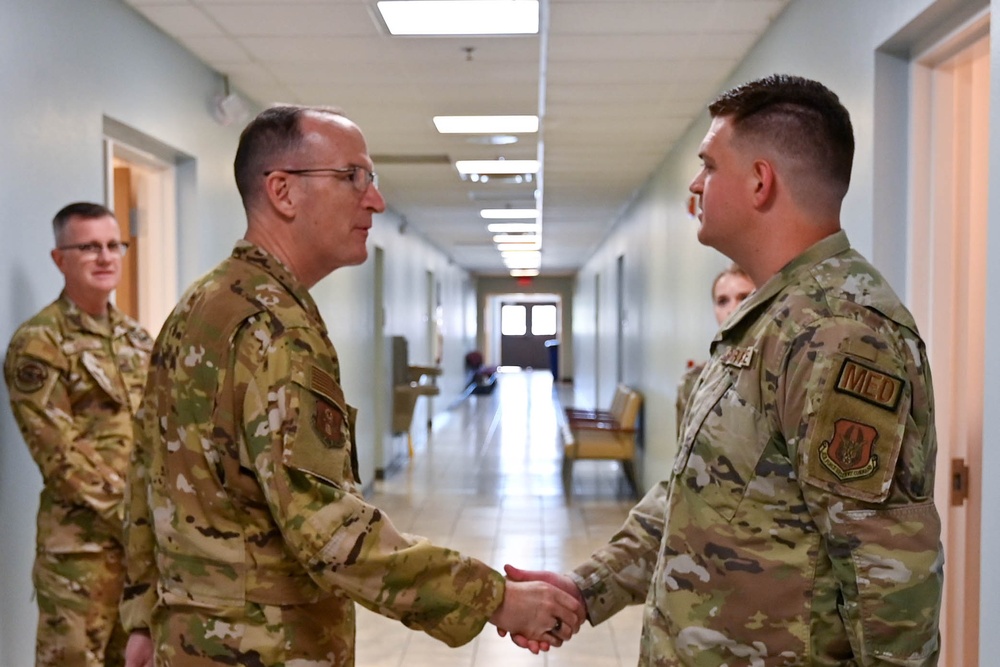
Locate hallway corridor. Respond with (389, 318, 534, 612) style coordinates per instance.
(355, 370, 644, 666)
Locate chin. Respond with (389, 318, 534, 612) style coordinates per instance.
(90, 280, 119, 292)
(695, 226, 713, 248)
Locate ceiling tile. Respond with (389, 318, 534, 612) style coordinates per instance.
(121, 0, 791, 274)
(136, 4, 223, 37)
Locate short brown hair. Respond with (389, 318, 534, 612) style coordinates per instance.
(233, 105, 344, 211)
(709, 74, 854, 206)
(52, 202, 115, 244)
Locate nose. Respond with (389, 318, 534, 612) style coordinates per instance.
(689, 172, 704, 194)
(365, 184, 387, 214)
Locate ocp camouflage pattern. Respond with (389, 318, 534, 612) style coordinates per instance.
(675, 362, 704, 440)
(122, 241, 505, 666)
(572, 232, 943, 666)
(5, 294, 152, 550)
(5, 293, 152, 666)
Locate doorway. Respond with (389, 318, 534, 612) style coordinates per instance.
(103, 133, 179, 335)
(499, 300, 559, 370)
(908, 14, 988, 665)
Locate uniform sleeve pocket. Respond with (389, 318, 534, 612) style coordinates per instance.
(844, 502, 942, 662)
(285, 367, 352, 488)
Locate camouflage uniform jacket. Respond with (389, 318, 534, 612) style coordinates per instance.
(121, 241, 505, 652)
(572, 231, 943, 666)
(4, 293, 152, 552)
(675, 362, 704, 440)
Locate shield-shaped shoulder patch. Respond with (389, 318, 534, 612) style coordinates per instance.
(819, 418, 879, 481)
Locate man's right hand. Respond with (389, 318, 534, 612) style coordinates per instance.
(497, 564, 587, 653)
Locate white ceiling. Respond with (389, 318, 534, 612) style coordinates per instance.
(124, 0, 791, 275)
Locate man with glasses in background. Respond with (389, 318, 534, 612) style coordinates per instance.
(4, 202, 153, 667)
(120, 106, 582, 667)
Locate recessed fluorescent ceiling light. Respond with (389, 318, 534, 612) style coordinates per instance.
(497, 242, 541, 252)
(510, 269, 540, 277)
(377, 0, 539, 35)
(434, 116, 538, 134)
(481, 209, 538, 219)
(503, 253, 542, 268)
(493, 234, 538, 244)
(457, 160, 539, 175)
(487, 223, 538, 233)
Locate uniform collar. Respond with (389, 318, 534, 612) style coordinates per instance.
(57, 291, 127, 337)
(714, 230, 850, 343)
(230, 240, 326, 330)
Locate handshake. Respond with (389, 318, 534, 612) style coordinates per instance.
(489, 564, 587, 653)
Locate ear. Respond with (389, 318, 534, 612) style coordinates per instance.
(750, 159, 776, 209)
(51, 248, 66, 275)
(263, 172, 298, 218)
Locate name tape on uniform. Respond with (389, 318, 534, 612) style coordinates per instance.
(720, 347, 755, 369)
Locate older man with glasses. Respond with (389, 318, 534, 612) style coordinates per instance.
(120, 105, 582, 667)
(4, 201, 153, 667)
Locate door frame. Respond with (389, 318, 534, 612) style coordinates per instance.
(907, 12, 989, 664)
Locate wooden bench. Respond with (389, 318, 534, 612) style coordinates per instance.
(563, 383, 630, 422)
(560, 385, 642, 498)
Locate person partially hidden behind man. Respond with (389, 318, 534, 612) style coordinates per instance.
(504, 74, 944, 666)
(5, 202, 153, 667)
(675, 263, 754, 436)
(120, 105, 583, 667)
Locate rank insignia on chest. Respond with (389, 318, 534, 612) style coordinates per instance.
(819, 418, 879, 480)
(720, 346, 755, 368)
(14, 359, 48, 393)
(313, 399, 344, 449)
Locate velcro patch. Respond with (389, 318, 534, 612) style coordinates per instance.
(834, 359, 903, 411)
(309, 365, 344, 407)
(819, 419, 879, 481)
(14, 359, 48, 393)
(802, 353, 907, 503)
(720, 346, 755, 368)
(313, 399, 344, 449)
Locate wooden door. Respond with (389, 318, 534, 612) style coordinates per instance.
(113, 167, 139, 319)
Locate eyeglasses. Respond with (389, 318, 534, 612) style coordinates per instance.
(263, 166, 378, 193)
(57, 241, 129, 258)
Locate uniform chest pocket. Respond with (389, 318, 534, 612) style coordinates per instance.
(676, 369, 771, 522)
(79, 350, 127, 406)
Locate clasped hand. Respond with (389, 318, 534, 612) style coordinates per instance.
(490, 564, 587, 654)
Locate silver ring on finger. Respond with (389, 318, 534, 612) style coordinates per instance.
(550, 618, 563, 634)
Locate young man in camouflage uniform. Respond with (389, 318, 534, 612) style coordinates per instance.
(506, 75, 944, 665)
(120, 106, 583, 667)
(4, 202, 153, 667)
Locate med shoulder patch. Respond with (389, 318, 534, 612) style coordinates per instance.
(803, 353, 908, 503)
(834, 358, 903, 411)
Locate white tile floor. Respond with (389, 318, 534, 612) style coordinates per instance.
(355, 370, 644, 666)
